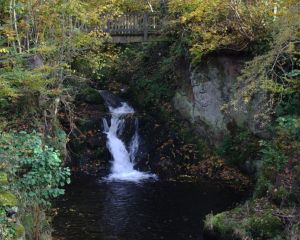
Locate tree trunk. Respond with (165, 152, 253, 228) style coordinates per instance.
(147, 0, 154, 12)
(10, 0, 22, 53)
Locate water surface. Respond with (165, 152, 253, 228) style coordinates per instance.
(53, 177, 243, 240)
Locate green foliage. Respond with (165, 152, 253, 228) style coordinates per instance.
(0, 172, 8, 185)
(47, 123, 68, 159)
(0, 207, 16, 240)
(71, 45, 120, 84)
(0, 168, 18, 239)
(255, 141, 287, 197)
(132, 76, 173, 108)
(276, 93, 300, 116)
(0, 0, 120, 126)
(167, 0, 282, 62)
(254, 114, 300, 201)
(0, 1, 298, 240)
(0, 191, 18, 206)
(247, 213, 283, 239)
(260, 141, 287, 172)
(113, 0, 160, 12)
(0, 131, 70, 207)
(108, 42, 176, 110)
(0, 131, 70, 239)
(276, 116, 300, 141)
(205, 201, 284, 240)
(234, 3, 300, 117)
(205, 212, 237, 239)
(14, 224, 25, 238)
(217, 128, 259, 168)
(77, 87, 104, 105)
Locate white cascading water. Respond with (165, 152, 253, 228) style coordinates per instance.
(102, 102, 156, 181)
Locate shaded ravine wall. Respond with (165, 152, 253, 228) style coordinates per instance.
(173, 54, 270, 145)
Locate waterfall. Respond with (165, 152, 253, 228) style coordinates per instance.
(102, 102, 156, 182)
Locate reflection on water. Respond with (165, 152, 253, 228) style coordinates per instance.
(53, 177, 243, 240)
(101, 182, 142, 235)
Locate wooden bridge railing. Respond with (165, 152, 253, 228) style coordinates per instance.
(100, 12, 163, 40)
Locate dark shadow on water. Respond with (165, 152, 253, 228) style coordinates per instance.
(53, 176, 245, 240)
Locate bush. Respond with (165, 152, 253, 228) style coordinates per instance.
(77, 87, 104, 105)
(0, 131, 70, 206)
(254, 141, 287, 197)
(205, 213, 236, 239)
(247, 213, 283, 239)
(168, 0, 278, 62)
(217, 128, 260, 169)
(205, 201, 284, 240)
(0, 131, 70, 238)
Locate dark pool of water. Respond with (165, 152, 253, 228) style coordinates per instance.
(53, 176, 244, 240)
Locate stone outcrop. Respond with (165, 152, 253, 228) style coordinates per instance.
(173, 54, 269, 144)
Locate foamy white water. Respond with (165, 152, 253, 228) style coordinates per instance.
(102, 102, 156, 182)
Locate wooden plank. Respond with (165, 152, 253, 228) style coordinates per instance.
(143, 13, 148, 41)
(99, 12, 162, 37)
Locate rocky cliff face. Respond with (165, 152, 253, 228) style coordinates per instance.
(173, 54, 269, 144)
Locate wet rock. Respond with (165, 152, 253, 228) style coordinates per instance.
(99, 90, 123, 108)
(60, 87, 109, 176)
(26, 54, 43, 69)
(135, 114, 185, 179)
(118, 114, 137, 146)
(86, 135, 101, 150)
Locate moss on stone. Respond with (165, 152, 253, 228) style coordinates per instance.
(14, 224, 25, 239)
(78, 87, 104, 105)
(0, 191, 18, 206)
(204, 199, 285, 240)
(205, 212, 237, 239)
(247, 213, 282, 239)
(0, 172, 8, 185)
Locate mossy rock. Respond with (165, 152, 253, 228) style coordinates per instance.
(77, 87, 104, 105)
(0, 172, 8, 185)
(204, 213, 238, 240)
(247, 213, 283, 239)
(14, 224, 25, 239)
(0, 191, 18, 206)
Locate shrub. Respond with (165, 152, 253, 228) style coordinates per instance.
(217, 128, 260, 169)
(0, 131, 70, 238)
(247, 213, 283, 239)
(0, 131, 70, 206)
(254, 141, 287, 197)
(205, 212, 236, 239)
(168, 0, 281, 62)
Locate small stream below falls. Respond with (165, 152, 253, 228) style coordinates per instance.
(53, 93, 244, 240)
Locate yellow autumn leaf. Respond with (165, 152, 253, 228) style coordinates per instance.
(0, 48, 9, 53)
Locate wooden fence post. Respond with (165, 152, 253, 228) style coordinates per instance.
(143, 13, 148, 41)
